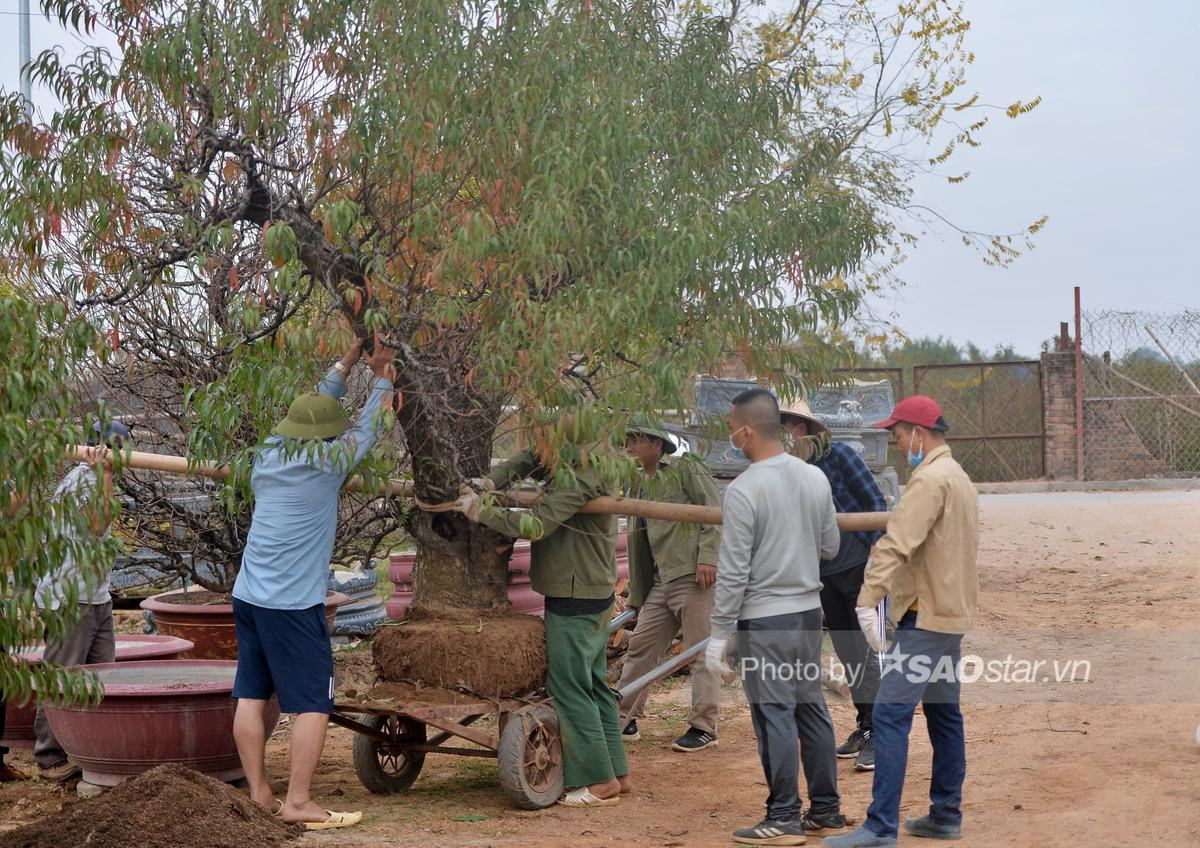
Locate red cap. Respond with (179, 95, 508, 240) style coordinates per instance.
(873, 395, 949, 432)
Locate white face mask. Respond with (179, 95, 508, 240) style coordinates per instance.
(729, 425, 748, 459)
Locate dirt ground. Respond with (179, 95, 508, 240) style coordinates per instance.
(3, 490, 1199, 846)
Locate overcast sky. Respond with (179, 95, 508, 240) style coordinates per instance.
(3, 2, 1197, 357)
(867, 0, 1200, 355)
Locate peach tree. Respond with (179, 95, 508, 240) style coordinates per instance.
(1, 0, 888, 610)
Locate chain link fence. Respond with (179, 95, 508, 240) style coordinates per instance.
(1080, 310, 1200, 475)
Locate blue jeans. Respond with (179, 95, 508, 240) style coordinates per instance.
(865, 612, 965, 838)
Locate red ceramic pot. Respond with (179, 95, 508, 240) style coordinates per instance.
(141, 590, 348, 659)
(0, 634, 195, 751)
(42, 660, 279, 786)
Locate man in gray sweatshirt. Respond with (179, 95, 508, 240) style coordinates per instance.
(706, 388, 845, 846)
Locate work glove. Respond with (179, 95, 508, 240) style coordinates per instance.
(856, 606, 891, 653)
(453, 489, 483, 522)
(704, 636, 734, 680)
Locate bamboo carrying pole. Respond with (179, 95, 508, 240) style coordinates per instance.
(69, 446, 892, 531)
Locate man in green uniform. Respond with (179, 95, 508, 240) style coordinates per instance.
(617, 419, 722, 752)
(456, 436, 630, 808)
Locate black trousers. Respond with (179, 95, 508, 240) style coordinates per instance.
(737, 610, 841, 822)
(820, 563, 880, 732)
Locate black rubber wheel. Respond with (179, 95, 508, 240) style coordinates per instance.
(351, 713, 427, 794)
(498, 703, 564, 810)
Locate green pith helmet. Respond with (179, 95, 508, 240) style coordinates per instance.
(274, 392, 352, 440)
(625, 416, 677, 455)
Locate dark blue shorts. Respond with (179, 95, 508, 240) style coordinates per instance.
(232, 598, 335, 714)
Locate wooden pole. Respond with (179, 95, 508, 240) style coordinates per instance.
(1074, 286, 1085, 480)
(68, 446, 892, 531)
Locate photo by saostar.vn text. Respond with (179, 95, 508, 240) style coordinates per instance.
(730, 645, 1093, 692)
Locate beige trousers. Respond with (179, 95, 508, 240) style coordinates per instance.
(617, 575, 719, 734)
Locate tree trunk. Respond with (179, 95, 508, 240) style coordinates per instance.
(394, 372, 511, 615)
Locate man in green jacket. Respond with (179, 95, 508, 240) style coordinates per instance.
(456, 440, 630, 808)
(616, 419, 723, 752)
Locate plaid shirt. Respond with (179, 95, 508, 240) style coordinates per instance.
(811, 441, 887, 548)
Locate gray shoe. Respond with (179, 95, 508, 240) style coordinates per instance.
(823, 825, 897, 848)
(732, 818, 807, 846)
(836, 727, 866, 758)
(854, 731, 875, 771)
(904, 816, 962, 840)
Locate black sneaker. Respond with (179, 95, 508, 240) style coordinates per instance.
(671, 726, 717, 752)
(622, 720, 641, 742)
(732, 818, 807, 846)
(854, 731, 875, 771)
(801, 807, 848, 836)
(836, 727, 866, 758)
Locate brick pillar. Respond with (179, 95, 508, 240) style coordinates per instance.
(1041, 351, 1078, 480)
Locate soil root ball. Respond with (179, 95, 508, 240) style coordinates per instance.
(0, 763, 300, 848)
(373, 612, 547, 698)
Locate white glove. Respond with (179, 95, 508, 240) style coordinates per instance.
(704, 636, 732, 677)
(856, 606, 890, 653)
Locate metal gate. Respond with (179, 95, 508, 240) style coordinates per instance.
(912, 361, 1045, 482)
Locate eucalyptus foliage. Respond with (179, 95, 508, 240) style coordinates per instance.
(2, 0, 900, 608)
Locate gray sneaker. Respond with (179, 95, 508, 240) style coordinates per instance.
(732, 818, 807, 846)
(801, 807, 848, 836)
(904, 816, 963, 840)
(836, 727, 866, 758)
(854, 731, 875, 771)
(823, 825, 897, 848)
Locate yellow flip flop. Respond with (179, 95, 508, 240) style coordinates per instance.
(303, 811, 363, 831)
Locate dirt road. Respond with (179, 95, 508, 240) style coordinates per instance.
(3, 490, 1198, 846)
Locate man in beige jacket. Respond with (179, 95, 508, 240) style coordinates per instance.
(826, 395, 979, 848)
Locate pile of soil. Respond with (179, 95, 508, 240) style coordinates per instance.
(373, 612, 547, 699)
(0, 764, 300, 848)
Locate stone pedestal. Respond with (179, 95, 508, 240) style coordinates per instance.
(677, 376, 902, 507)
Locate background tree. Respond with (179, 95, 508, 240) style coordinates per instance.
(0, 0, 1032, 613)
(1, 298, 118, 702)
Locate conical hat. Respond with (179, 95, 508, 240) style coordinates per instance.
(778, 396, 830, 438)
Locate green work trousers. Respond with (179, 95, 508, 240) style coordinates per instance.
(544, 605, 629, 789)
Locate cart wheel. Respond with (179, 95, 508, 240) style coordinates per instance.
(351, 714, 427, 794)
(498, 703, 564, 810)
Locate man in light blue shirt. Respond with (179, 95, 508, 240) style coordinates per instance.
(232, 337, 394, 832)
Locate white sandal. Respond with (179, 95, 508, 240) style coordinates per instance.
(557, 787, 620, 808)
